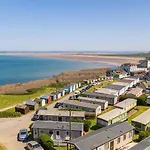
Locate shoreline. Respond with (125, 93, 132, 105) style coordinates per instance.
(3, 52, 143, 66)
(0, 53, 143, 94)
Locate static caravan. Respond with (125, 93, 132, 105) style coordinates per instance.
(105, 84, 126, 96)
(37, 109, 85, 122)
(112, 82, 130, 91)
(119, 79, 134, 88)
(66, 122, 134, 150)
(83, 92, 118, 105)
(127, 88, 143, 97)
(132, 108, 150, 131)
(147, 96, 150, 105)
(32, 121, 84, 143)
(97, 108, 127, 126)
(40, 94, 52, 104)
(95, 88, 119, 96)
(62, 100, 101, 116)
(78, 96, 108, 110)
(124, 77, 139, 85)
(115, 98, 137, 112)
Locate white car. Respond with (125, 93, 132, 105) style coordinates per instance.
(27, 141, 44, 150)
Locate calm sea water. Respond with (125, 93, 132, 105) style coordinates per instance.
(0, 55, 116, 85)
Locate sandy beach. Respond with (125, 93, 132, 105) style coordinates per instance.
(7, 52, 143, 65)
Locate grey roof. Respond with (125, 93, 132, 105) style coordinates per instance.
(28, 141, 39, 146)
(132, 108, 150, 125)
(34, 98, 43, 102)
(26, 100, 37, 106)
(37, 109, 85, 117)
(118, 79, 134, 84)
(97, 108, 126, 121)
(83, 92, 117, 98)
(95, 88, 118, 96)
(112, 82, 129, 86)
(15, 104, 27, 109)
(62, 100, 100, 109)
(32, 121, 83, 131)
(78, 96, 108, 104)
(115, 98, 137, 109)
(129, 136, 150, 150)
(67, 122, 134, 150)
(105, 84, 126, 91)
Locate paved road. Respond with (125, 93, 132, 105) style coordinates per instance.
(0, 91, 76, 150)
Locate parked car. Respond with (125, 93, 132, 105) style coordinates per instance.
(74, 90, 80, 94)
(18, 129, 28, 142)
(26, 141, 44, 150)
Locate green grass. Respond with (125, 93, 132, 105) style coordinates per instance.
(55, 147, 67, 150)
(0, 87, 56, 109)
(0, 145, 6, 150)
(87, 80, 116, 92)
(128, 106, 150, 124)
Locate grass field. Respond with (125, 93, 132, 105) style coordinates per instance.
(0, 87, 56, 109)
(0, 145, 6, 150)
(87, 80, 116, 92)
(128, 106, 150, 124)
(55, 147, 67, 150)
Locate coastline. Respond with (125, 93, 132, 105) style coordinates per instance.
(0, 53, 143, 94)
(4, 52, 143, 65)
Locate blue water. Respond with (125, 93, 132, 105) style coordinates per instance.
(0, 55, 116, 85)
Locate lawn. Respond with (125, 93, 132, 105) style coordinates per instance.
(0, 145, 6, 150)
(128, 106, 150, 124)
(87, 80, 116, 92)
(55, 147, 67, 150)
(0, 87, 56, 109)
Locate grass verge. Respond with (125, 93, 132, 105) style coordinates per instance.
(128, 106, 150, 124)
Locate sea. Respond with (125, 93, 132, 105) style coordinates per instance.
(0, 55, 117, 85)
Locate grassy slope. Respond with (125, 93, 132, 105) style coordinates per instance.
(128, 106, 150, 124)
(0, 87, 56, 109)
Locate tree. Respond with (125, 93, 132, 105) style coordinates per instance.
(137, 95, 147, 106)
(138, 131, 150, 141)
(38, 134, 54, 150)
(84, 120, 92, 132)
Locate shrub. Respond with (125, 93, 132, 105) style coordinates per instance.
(138, 131, 150, 141)
(84, 120, 92, 132)
(0, 111, 21, 118)
(137, 95, 147, 106)
(38, 134, 54, 150)
(85, 113, 96, 119)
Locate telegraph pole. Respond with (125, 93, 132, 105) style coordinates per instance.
(69, 109, 72, 150)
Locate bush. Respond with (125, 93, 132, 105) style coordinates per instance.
(85, 113, 96, 119)
(137, 95, 147, 106)
(0, 111, 21, 118)
(38, 134, 54, 150)
(84, 120, 92, 132)
(138, 131, 150, 141)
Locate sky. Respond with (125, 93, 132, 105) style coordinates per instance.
(0, 0, 150, 52)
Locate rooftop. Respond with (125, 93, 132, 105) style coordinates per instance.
(129, 136, 150, 150)
(95, 88, 118, 96)
(97, 108, 126, 121)
(105, 84, 126, 91)
(67, 122, 134, 150)
(32, 121, 83, 131)
(127, 88, 143, 95)
(83, 92, 117, 98)
(115, 98, 137, 109)
(132, 108, 150, 125)
(15, 104, 27, 109)
(112, 82, 129, 86)
(26, 100, 37, 106)
(40, 94, 49, 99)
(118, 79, 134, 84)
(78, 96, 108, 104)
(37, 109, 85, 117)
(62, 100, 100, 109)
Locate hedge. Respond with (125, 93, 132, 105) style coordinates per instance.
(0, 111, 21, 118)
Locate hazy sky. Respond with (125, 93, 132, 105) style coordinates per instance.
(0, 0, 150, 51)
